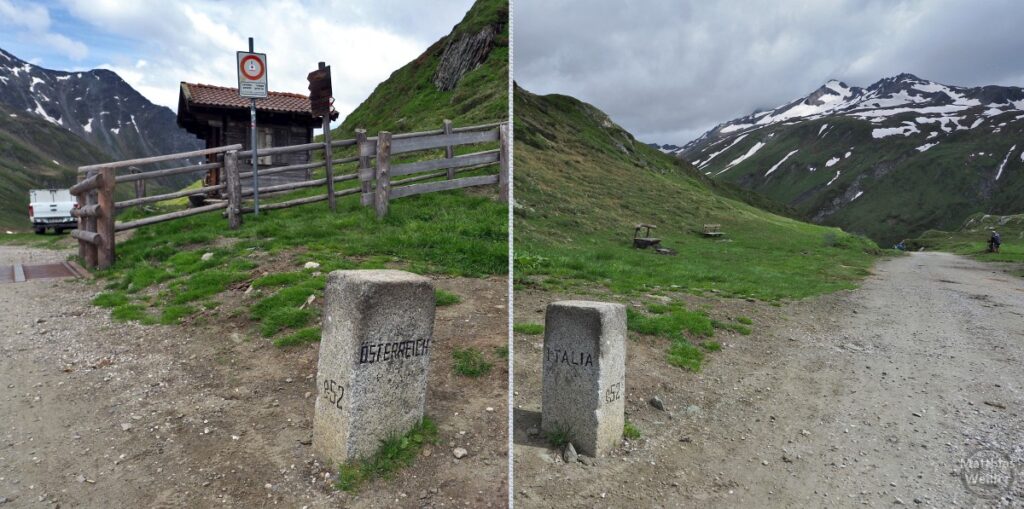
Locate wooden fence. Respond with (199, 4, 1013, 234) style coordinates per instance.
(71, 120, 508, 270)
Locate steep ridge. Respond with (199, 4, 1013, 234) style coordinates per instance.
(671, 74, 1024, 245)
(334, 0, 507, 136)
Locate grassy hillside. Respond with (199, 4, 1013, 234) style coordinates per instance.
(695, 114, 1024, 246)
(911, 212, 1024, 265)
(514, 86, 882, 301)
(333, 0, 507, 136)
(0, 103, 109, 230)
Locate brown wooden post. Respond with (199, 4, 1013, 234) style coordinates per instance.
(96, 166, 116, 269)
(129, 166, 145, 209)
(323, 115, 336, 212)
(443, 119, 455, 180)
(498, 123, 509, 203)
(75, 174, 86, 261)
(84, 171, 98, 269)
(224, 150, 242, 230)
(375, 131, 392, 220)
(356, 128, 371, 205)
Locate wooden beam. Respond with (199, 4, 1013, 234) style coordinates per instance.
(375, 131, 392, 220)
(499, 123, 509, 203)
(323, 115, 336, 212)
(84, 174, 98, 269)
(70, 229, 102, 245)
(390, 129, 499, 155)
(238, 160, 323, 180)
(224, 150, 242, 230)
(69, 173, 102, 195)
(96, 167, 116, 269)
(115, 162, 221, 183)
(71, 204, 100, 217)
(237, 187, 360, 214)
(356, 129, 372, 203)
(115, 183, 226, 209)
(79, 144, 241, 173)
(115, 202, 228, 232)
(390, 150, 499, 178)
(389, 175, 499, 200)
(237, 141, 323, 159)
(443, 119, 454, 179)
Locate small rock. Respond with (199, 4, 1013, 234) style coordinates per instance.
(304, 261, 320, 269)
(526, 426, 540, 437)
(895, 498, 905, 505)
(421, 448, 432, 458)
(201, 252, 214, 261)
(649, 396, 666, 411)
(563, 443, 578, 463)
(452, 447, 468, 459)
(120, 423, 132, 432)
(76, 475, 86, 483)
(578, 455, 595, 467)
(913, 498, 922, 504)
(911, 412, 922, 418)
(761, 460, 768, 466)
(485, 407, 494, 412)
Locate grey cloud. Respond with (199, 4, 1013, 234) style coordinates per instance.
(514, 0, 1024, 144)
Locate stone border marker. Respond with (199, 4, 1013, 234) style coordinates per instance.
(542, 300, 626, 457)
(313, 269, 435, 465)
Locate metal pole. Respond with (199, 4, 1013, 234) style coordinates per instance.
(249, 37, 259, 216)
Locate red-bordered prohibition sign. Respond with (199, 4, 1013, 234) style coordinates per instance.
(240, 55, 265, 80)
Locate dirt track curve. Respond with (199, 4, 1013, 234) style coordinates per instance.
(515, 251, 1024, 508)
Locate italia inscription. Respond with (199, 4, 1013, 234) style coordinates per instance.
(545, 347, 594, 368)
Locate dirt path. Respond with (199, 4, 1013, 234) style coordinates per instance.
(514, 252, 1024, 508)
(0, 245, 507, 508)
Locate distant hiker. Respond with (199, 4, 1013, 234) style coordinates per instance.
(894, 240, 906, 251)
(989, 231, 1001, 253)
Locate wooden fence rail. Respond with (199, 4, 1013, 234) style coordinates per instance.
(69, 120, 507, 270)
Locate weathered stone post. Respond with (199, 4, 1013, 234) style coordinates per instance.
(541, 300, 626, 457)
(313, 270, 436, 465)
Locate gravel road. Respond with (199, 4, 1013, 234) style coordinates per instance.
(0, 245, 508, 508)
(514, 251, 1024, 507)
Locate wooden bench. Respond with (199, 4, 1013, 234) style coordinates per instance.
(633, 224, 661, 249)
(701, 223, 724, 237)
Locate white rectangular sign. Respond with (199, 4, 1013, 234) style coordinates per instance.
(236, 51, 268, 99)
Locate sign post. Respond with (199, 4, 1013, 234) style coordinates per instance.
(307, 62, 335, 211)
(237, 38, 267, 216)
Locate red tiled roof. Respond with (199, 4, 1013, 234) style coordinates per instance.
(180, 82, 312, 114)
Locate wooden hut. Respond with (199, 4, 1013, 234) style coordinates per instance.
(176, 82, 320, 193)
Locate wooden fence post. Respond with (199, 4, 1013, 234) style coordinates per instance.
(443, 119, 455, 180)
(323, 115, 336, 212)
(499, 123, 509, 203)
(75, 174, 86, 261)
(96, 166, 116, 269)
(224, 150, 242, 230)
(375, 131, 392, 220)
(356, 128, 371, 205)
(129, 166, 145, 208)
(84, 171, 98, 269)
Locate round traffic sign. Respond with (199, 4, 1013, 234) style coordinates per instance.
(240, 55, 265, 80)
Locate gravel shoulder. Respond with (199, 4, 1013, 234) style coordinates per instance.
(0, 245, 508, 508)
(514, 251, 1024, 508)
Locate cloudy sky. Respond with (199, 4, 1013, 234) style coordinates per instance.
(0, 0, 473, 126)
(515, 0, 1024, 145)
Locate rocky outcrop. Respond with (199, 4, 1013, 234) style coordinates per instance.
(432, 24, 499, 92)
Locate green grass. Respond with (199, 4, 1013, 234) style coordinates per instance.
(435, 289, 461, 307)
(700, 340, 722, 352)
(513, 322, 544, 335)
(736, 316, 753, 325)
(623, 421, 641, 439)
(335, 417, 439, 492)
(627, 305, 714, 339)
(111, 304, 156, 324)
(273, 327, 322, 347)
(93, 291, 129, 308)
(544, 422, 572, 448)
(712, 320, 752, 335)
(160, 304, 195, 325)
(514, 86, 881, 301)
(494, 345, 508, 358)
(667, 341, 704, 372)
(452, 347, 493, 377)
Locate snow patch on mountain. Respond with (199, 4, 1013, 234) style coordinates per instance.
(825, 156, 840, 167)
(765, 149, 798, 176)
(699, 134, 748, 168)
(717, 141, 766, 175)
(872, 122, 919, 138)
(827, 171, 841, 186)
(916, 142, 938, 152)
(995, 145, 1016, 180)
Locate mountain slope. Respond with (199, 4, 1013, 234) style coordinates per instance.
(514, 85, 880, 300)
(0, 48, 201, 164)
(676, 74, 1024, 244)
(334, 0, 507, 136)
(0, 102, 110, 229)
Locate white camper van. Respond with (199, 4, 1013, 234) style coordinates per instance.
(29, 189, 77, 234)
